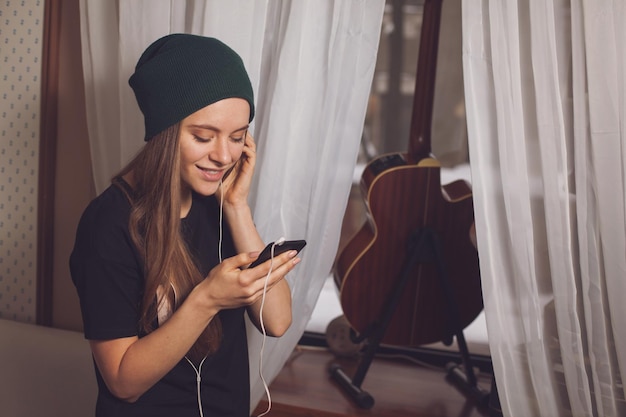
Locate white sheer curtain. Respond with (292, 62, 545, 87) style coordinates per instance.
(462, 1, 625, 416)
(79, 0, 385, 410)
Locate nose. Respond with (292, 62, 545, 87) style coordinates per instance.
(209, 137, 231, 166)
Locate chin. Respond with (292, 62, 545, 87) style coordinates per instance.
(192, 183, 220, 197)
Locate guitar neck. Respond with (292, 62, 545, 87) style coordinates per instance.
(407, 0, 443, 164)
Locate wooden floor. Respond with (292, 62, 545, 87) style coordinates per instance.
(253, 345, 495, 417)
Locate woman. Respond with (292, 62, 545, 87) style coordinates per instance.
(70, 34, 299, 417)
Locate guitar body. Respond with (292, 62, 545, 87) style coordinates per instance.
(333, 0, 482, 349)
(334, 153, 482, 346)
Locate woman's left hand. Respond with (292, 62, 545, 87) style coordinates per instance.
(217, 132, 256, 207)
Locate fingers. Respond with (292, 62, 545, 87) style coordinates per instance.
(246, 250, 300, 291)
(240, 137, 256, 171)
(223, 249, 298, 283)
(219, 134, 255, 206)
(239, 132, 255, 158)
(244, 131, 256, 149)
(223, 250, 264, 270)
(252, 249, 299, 273)
(210, 250, 299, 307)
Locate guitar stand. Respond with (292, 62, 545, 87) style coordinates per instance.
(329, 227, 490, 410)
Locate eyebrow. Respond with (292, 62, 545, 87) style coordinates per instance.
(188, 124, 249, 134)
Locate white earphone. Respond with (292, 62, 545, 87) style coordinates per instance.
(255, 237, 286, 417)
(198, 178, 280, 417)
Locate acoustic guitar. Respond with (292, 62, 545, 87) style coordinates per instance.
(333, 0, 482, 347)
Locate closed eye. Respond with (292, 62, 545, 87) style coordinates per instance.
(230, 135, 245, 144)
(230, 129, 248, 144)
(193, 135, 213, 143)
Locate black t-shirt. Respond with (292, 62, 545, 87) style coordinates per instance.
(70, 183, 250, 417)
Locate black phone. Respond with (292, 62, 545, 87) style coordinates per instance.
(248, 239, 307, 268)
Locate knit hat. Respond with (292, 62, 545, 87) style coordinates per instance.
(129, 33, 255, 141)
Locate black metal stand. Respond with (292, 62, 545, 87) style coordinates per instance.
(329, 227, 490, 409)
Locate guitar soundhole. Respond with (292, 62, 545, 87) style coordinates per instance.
(370, 154, 406, 176)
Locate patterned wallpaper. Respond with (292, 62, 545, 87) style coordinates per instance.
(0, 0, 44, 322)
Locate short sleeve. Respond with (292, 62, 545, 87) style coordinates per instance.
(70, 185, 144, 340)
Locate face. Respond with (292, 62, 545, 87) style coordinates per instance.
(179, 97, 250, 199)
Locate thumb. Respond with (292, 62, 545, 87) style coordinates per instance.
(228, 250, 261, 270)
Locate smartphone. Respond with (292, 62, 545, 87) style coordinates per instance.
(248, 239, 307, 268)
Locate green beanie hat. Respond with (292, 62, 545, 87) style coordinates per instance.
(129, 33, 255, 141)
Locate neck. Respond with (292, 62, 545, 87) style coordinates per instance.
(180, 188, 192, 218)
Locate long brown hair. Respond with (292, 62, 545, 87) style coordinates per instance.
(114, 124, 222, 359)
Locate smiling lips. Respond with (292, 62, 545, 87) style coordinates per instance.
(196, 165, 224, 181)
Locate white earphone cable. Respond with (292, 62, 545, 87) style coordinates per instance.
(218, 178, 277, 417)
(185, 356, 207, 417)
(218, 179, 224, 263)
(255, 242, 279, 417)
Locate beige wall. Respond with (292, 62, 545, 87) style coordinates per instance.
(0, 0, 44, 322)
(0, 0, 90, 330)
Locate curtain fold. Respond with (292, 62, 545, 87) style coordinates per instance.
(79, 0, 123, 191)
(462, 0, 625, 416)
(79, 0, 385, 411)
(246, 1, 385, 406)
